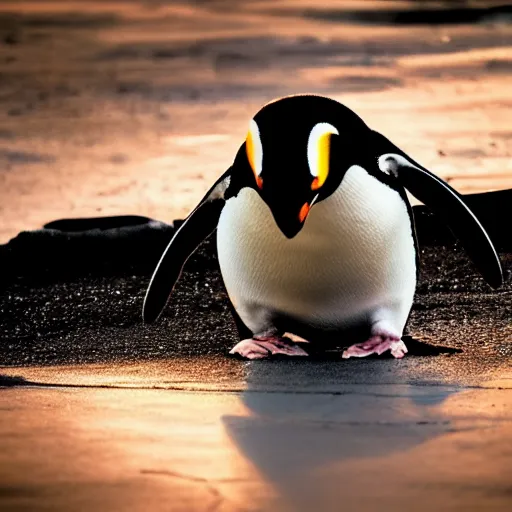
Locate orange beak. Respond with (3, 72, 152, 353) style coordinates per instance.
(298, 202, 310, 223)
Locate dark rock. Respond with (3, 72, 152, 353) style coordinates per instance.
(0, 190, 510, 366)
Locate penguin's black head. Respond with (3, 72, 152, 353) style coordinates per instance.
(240, 94, 369, 238)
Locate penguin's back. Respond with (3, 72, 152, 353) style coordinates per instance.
(217, 165, 417, 330)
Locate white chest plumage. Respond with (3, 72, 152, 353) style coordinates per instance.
(216, 165, 417, 334)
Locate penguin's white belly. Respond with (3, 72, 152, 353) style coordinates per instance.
(217, 165, 416, 333)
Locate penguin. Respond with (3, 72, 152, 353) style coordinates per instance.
(143, 94, 503, 360)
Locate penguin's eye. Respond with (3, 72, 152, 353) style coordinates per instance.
(307, 122, 339, 190)
(246, 119, 263, 189)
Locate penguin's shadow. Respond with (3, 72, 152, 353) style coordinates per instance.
(265, 332, 462, 360)
(256, 313, 462, 359)
(221, 359, 462, 509)
(304, 337, 461, 360)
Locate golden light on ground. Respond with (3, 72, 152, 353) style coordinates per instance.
(2, 361, 511, 511)
(0, 1, 510, 242)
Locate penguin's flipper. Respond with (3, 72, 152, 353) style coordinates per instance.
(372, 131, 503, 289)
(142, 169, 233, 323)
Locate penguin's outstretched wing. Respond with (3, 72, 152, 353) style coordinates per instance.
(371, 130, 503, 289)
(143, 169, 233, 323)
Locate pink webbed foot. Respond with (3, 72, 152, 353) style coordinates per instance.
(342, 334, 408, 360)
(229, 334, 309, 360)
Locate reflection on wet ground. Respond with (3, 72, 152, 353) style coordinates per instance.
(1, 350, 512, 391)
(1, 359, 512, 511)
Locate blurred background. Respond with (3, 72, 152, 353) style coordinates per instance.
(0, 0, 510, 243)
